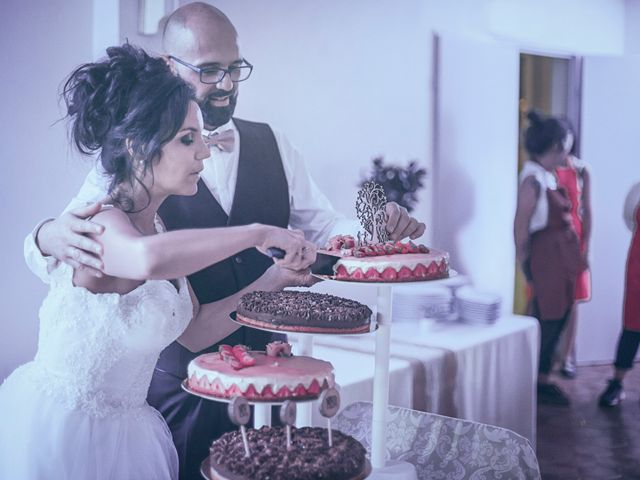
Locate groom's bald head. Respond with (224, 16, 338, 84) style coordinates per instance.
(163, 2, 238, 58)
(163, 2, 243, 130)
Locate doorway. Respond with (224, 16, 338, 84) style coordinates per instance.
(514, 53, 583, 314)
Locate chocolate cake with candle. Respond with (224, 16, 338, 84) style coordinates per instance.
(206, 426, 368, 480)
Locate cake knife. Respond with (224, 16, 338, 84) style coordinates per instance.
(265, 247, 340, 276)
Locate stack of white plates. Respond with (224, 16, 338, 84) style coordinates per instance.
(455, 286, 501, 324)
(393, 285, 453, 322)
(438, 273, 471, 295)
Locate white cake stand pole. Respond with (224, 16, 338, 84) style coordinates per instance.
(294, 334, 314, 427)
(253, 403, 271, 428)
(371, 284, 392, 469)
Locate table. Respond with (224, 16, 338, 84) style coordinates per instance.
(292, 314, 539, 446)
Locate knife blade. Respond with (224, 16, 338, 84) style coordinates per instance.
(265, 247, 341, 276)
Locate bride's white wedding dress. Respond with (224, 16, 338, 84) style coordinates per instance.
(0, 258, 192, 479)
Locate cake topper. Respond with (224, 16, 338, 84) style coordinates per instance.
(228, 396, 251, 457)
(279, 400, 297, 450)
(318, 387, 341, 447)
(355, 181, 389, 245)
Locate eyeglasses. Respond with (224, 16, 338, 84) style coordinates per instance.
(169, 55, 253, 84)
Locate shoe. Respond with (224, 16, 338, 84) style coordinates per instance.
(537, 383, 571, 406)
(598, 379, 625, 407)
(560, 363, 577, 379)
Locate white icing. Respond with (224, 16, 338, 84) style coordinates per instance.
(188, 353, 335, 393)
(335, 249, 449, 275)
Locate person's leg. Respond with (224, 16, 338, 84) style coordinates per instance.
(599, 329, 640, 406)
(538, 318, 567, 383)
(535, 301, 572, 404)
(559, 305, 578, 378)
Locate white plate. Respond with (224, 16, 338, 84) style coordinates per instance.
(230, 312, 378, 336)
(312, 269, 458, 287)
(456, 286, 501, 304)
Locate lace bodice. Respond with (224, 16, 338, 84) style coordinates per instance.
(26, 262, 192, 417)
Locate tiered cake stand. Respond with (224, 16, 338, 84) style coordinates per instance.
(312, 275, 457, 472)
(183, 272, 455, 478)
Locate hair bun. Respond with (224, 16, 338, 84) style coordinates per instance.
(526, 110, 542, 126)
(63, 44, 172, 153)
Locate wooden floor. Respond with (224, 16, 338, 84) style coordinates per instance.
(537, 364, 640, 479)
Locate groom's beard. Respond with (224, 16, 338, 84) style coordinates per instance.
(198, 90, 238, 129)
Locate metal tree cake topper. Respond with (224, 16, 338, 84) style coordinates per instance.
(356, 181, 389, 245)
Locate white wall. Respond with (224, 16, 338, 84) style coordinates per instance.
(434, 33, 520, 308)
(578, 55, 640, 363)
(0, 0, 93, 381)
(0, 0, 632, 380)
(625, 0, 640, 54)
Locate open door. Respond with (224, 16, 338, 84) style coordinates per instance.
(433, 33, 519, 306)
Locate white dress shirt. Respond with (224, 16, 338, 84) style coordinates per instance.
(24, 120, 358, 283)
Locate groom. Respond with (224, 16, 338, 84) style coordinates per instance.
(26, 3, 426, 479)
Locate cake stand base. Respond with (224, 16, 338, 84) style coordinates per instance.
(368, 460, 418, 480)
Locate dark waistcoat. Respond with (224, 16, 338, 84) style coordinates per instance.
(155, 118, 290, 377)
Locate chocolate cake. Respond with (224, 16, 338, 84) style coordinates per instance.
(236, 291, 372, 334)
(208, 426, 368, 480)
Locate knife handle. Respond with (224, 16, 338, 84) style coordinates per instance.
(266, 247, 286, 259)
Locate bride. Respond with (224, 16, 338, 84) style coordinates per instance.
(0, 44, 315, 479)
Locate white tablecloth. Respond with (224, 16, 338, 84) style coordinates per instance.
(291, 314, 539, 446)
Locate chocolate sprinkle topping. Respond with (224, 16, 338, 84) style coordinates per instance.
(237, 291, 372, 329)
(210, 426, 367, 480)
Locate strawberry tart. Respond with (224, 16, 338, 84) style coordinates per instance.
(324, 234, 450, 282)
(187, 343, 335, 401)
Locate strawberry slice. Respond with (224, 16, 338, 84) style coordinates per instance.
(364, 268, 381, 280)
(233, 345, 256, 367)
(307, 379, 321, 394)
(427, 261, 439, 276)
(384, 243, 396, 255)
(336, 265, 349, 278)
(381, 267, 397, 280)
(343, 236, 356, 249)
(351, 268, 365, 280)
(413, 263, 428, 278)
(221, 353, 243, 370)
(398, 266, 413, 279)
(436, 261, 444, 273)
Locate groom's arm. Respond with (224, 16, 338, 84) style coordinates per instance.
(273, 130, 425, 247)
(24, 165, 108, 282)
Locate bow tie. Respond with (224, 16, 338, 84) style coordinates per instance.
(204, 129, 235, 153)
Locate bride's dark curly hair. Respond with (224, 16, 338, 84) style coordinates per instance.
(62, 43, 195, 211)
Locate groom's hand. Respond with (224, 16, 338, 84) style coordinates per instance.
(37, 202, 106, 277)
(264, 264, 322, 289)
(385, 202, 426, 241)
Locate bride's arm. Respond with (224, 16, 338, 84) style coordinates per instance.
(89, 208, 314, 280)
(178, 265, 317, 352)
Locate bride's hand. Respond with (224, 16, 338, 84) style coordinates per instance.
(262, 264, 322, 290)
(257, 227, 317, 271)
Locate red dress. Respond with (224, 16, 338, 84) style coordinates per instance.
(623, 206, 640, 331)
(556, 160, 591, 301)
